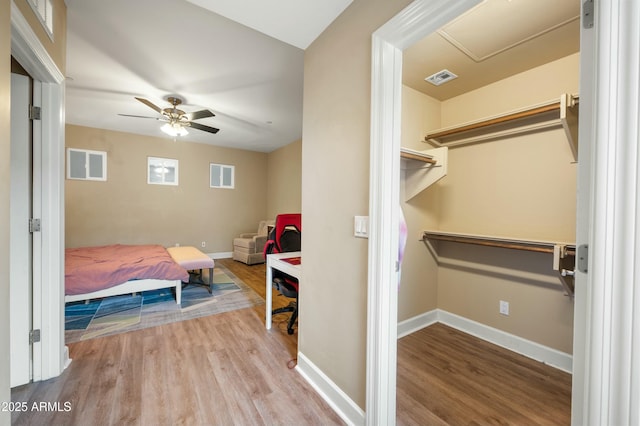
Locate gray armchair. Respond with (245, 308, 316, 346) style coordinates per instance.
(232, 220, 275, 265)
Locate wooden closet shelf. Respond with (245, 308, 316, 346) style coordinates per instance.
(426, 102, 561, 140)
(400, 147, 437, 164)
(400, 147, 448, 201)
(424, 94, 579, 161)
(422, 230, 575, 255)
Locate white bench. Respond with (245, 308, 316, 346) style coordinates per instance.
(167, 246, 215, 293)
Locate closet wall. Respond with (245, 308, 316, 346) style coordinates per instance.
(400, 53, 578, 354)
(399, 87, 441, 320)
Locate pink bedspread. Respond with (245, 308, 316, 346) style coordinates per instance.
(65, 244, 189, 296)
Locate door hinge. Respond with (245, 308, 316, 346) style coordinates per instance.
(29, 218, 41, 233)
(583, 0, 594, 29)
(29, 105, 41, 121)
(29, 329, 41, 344)
(577, 244, 588, 273)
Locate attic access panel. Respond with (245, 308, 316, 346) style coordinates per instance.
(438, 0, 579, 62)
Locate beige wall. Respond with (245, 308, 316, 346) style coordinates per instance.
(437, 55, 579, 244)
(65, 125, 269, 252)
(440, 54, 580, 127)
(410, 54, 579, 353)
(302, 0, 413, 409)
(266, 139, 302, 219)
(398, 86, 441, 321)
(437, 243, 575, 353)
(1, 0, 11, 419)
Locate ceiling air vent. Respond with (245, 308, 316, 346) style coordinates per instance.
(425, 69, 458, 86)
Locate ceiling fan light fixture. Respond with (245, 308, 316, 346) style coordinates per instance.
(161, 122, 188, 137)
(128, 97, 218, 135)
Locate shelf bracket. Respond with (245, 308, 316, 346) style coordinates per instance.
(553, 244, 575, 298)
(402, 147, 448, 201)
(560, 94, 579, 161)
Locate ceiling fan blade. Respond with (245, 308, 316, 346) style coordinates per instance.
(188, 121, 220, 134)
(185, 109, 215, 121)
(118, 113, 161, 120)
(135, 97, 163, 114)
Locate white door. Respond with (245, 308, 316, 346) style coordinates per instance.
(10, 72, 33, 387)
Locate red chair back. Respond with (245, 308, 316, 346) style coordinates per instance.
(264, 213, 301, 256)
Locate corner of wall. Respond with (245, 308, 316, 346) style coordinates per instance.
(398, 309, 573, 373)
(266, 139, 302, 219)
(296, 352, 366, 426)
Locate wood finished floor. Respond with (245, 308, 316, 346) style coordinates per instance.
(11, 258, 572, 425)
(397, 323, 572, 425)
(11, 259, 339, 426)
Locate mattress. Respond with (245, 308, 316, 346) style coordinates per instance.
(65, 244, 189, 296)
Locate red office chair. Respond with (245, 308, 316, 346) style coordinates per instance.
(264, 213, 301, 335)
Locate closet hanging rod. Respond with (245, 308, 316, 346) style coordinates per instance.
(426, 102, 561, 140)
(422, 230, 576, 255)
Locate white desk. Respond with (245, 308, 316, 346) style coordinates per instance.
(265, 251, 301, 329)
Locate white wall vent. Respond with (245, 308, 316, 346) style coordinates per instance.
(425, 69, 458, 86)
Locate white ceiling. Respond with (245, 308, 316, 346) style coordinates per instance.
(183, 0, 353, 50)
(64, 0, 579, 152)
(65, 0, 352, 152)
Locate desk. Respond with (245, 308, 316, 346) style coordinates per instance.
(265, 251, 301, 329)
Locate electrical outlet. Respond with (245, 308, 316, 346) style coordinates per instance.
(499, 300, 509, 316)
(201, 241, 206, 248)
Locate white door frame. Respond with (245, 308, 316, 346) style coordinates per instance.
(569, 1, 640, 424)
(368, 0, 640, 425)
(366, 1, 481, 423)
(10, 1, 67, 382)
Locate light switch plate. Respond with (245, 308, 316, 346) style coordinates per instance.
(354, 216, 369, 238)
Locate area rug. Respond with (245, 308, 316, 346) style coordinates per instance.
(64, 265, 264, 343)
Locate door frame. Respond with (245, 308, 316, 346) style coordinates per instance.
(366, 1, 481, 423)
(367, 0, 640, 425)
(568, 1, 640, 424)
(10, 1, 67, 382)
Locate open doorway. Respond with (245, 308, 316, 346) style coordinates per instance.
(366, 0, 592, 423)
(395, 1, 579, 420)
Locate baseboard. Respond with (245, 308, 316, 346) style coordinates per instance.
(398, 309, 573, 374)
(296, 352, 365, 426)
(63, 345, 72, 370)
(208, 251, 232, 259)
(295, 312, 570, 425)
(397, 310, 439, 338)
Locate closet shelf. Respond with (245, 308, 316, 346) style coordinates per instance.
(422, 230, 576, 297)
(424, 94, 579, 161)
(401, 147, 448, 201)
(400, 147, 437, 164)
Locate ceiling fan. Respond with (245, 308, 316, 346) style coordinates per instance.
(120, 96, 220, 136)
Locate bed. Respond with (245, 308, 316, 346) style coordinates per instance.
(65, 244, 189, 304)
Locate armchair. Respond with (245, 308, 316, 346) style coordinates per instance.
(232, 220, 274, 265)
